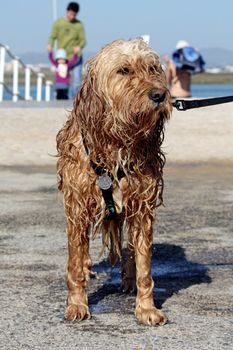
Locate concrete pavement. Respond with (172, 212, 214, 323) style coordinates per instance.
(0, 103, 233, 349)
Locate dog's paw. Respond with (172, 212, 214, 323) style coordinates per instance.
(135, 306, 167, 326)
(120, 278, 136, 294)
(65, 304, 91, 322)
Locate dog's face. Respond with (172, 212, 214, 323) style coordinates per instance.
(79, 39, 172, 142)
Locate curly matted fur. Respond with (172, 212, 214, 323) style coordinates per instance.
(56, 39, 172, 325)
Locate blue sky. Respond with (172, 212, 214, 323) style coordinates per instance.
(0, 0, 233, 56)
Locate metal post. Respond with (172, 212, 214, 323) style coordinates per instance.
(52, 0, 58, 51)
(36, 73, 44, 101)
(0, 45, 6, 102)
(12, 57, 19, 102)
(45, 80, 53, 101)
(53, 0, 57, 21)
(25, 65, 31, 100)
(141, 35, 150, 45)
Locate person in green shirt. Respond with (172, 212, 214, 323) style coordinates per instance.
(47, 2, 86, 97)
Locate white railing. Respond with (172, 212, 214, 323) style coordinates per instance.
(0, 43, 53, 102)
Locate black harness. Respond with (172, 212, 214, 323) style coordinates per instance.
(82, 134, 125, 220)
(91, 161, 125, 220)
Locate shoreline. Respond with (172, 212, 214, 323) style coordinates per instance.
(3, 72, 233, 85)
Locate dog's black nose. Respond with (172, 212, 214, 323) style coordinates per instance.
(148, 89, 166, 103)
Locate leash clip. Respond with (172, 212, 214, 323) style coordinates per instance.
(173, 99, 186, 111)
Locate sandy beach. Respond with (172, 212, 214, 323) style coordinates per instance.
(1, 101, 233, 166)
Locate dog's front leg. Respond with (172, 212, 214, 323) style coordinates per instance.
(65, 222, 91, 321)
(134, 223, 167, 326)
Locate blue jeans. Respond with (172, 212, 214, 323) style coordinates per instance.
(70, 56, 83, 97)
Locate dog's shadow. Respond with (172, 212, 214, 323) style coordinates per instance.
(89, 243, 211, 314)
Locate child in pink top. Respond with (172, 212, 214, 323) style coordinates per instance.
(48, 47, 79, 100)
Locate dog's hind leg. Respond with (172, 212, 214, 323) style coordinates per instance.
(120, 232, 136, 294)
(65, 221, 91, 321)
(134, 222, 167, 326)
(102, 220, 121, 266)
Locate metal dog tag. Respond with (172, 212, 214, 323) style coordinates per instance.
(97, 173, 112, 190)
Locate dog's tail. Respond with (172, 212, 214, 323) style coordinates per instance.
(100, 220, 122, 266)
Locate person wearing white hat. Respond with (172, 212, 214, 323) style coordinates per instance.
(165, 40, 205, 98)
(48, 47, 80, 100)
(175, 40, 189, 50)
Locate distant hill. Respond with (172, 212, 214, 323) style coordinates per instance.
(17, 51, 96, 65)
(19, 52, 50, 65)
(15, 47, 233, 68)
(200, 47, 233, 67)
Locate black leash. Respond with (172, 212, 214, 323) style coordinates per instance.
(173, 95, 233, 111)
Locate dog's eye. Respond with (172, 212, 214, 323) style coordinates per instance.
(117, 67, 130, 75)
(149, 65, 159, 74)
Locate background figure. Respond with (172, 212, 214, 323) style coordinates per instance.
(48, 2, 86, 97)
(48, 47, 79, 100)
(165, 40, 205, 98)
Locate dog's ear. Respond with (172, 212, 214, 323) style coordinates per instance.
(73, 56, 98, 107)
(56, 61, 98, 158)
(57, 55, 106, 161)
(73, 57, 105, 136)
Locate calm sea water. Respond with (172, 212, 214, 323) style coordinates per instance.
(3, 84, 233, 101)
(192, 84, 233, 98)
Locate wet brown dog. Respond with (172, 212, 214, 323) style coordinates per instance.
(56, 39, 172, 325)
